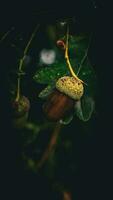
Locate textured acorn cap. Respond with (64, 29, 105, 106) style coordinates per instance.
(56, 76, 84, 100)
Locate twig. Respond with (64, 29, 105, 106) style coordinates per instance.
(63, 191, 72, 200)
(19, 24, 40, 72)
(77, 33, 93, 76)
(65, 26, 84, 84)
(15, 24, 40, 101)
(37, 122, 62, 169)
(0, 27, 14, 44)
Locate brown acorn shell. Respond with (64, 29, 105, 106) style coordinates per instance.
(43, 89, 75, 121)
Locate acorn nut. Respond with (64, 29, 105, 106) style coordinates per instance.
(43, 76, 84, 121)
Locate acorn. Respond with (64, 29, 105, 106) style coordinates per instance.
(43, 76, 84, 121)
(12, 96, 30, 117)
(11, 96, 30, 128)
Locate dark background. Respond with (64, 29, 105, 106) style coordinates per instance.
(0, 0, 112, 199)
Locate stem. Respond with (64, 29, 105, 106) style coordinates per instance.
(0, 27, 14, 44)
(24, 24, 40, 56)
(65, 26, 84, 84)
(37, 122, 62, 169)
(15, 77, 21, 101)
(77, 33, 92, 75)
(63, 191, 72, 200)
(15, 24, 40, 101)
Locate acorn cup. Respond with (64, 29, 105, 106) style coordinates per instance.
(11, 96, 30, 128)
(43, 76, 84, 121)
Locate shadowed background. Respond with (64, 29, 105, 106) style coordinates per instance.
(0, 0, 112, 199)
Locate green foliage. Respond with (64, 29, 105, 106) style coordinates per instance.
(34, 34, 97, 122)
(68, 35, 90, 63)
(38, 84, 55, 98)
(34, 61, 69, 85)
(74, 96, 95, 121)
(75, 58, 97, 96)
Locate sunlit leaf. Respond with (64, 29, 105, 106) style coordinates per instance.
(33, 61, 70, 84)
(38, 84, 55, 99)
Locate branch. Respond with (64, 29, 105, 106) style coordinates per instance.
(0, 27, 14, 44)
(19, 24, 40, 72)
(77, 33, 93, 75)
(37, 122, 62, 169)
(63, 191, 72, 200)
(65, 26, 84, 84)
(15, 24, 40, 101)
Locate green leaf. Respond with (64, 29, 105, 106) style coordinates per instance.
(38, 84, 55, 99)
(68, 35, 90, 63)
(74, 96, 95, 121)
(74, 58, 97, 97)
(57, 34, 90, 64)
(34, 34, 97, 122)
(34, 34, 96, 92)
(33, 61, 70, 84)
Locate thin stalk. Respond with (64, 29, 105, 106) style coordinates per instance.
(77, 33, 93, 75)
(0, 27, 14, 44)
(37, 122, 62, 169)
(63, 191, 72, 200)
(15, 24, 40, 101)
(65, 26, 84, 84)
(16, 77, 21, 101)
